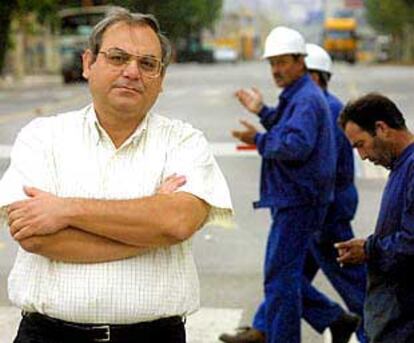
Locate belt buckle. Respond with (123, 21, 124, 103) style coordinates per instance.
(92, 325, 111, 342)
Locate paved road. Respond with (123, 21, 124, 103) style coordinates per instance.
(1, 61, 412, 342)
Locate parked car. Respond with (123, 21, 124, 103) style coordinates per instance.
(61, 47, 84, 83)
(213, 47, 239, 63)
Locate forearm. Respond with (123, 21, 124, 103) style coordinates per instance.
(255, 130, 313, 161)
(64, 192, 209, 247)
(258, 105, 276, 130)
(19, 228, 148, 263)
(366, 230, 414, 273)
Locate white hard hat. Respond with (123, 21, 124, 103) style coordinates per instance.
(262, 26, 306, 59)
(305, 43, 332, 74)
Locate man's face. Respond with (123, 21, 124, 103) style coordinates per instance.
(344, 121, 395, 169)
(82, 22, 164, 119)
(268, 54, 305, 88)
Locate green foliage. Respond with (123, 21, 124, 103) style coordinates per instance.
(0, 1, 18, 74)
(365, 0, 414, 34)
(0, 0, 222, 74)
(0, 0, 58, 74)
(365, 0, 414, 61)
(110, 0, 223, 40)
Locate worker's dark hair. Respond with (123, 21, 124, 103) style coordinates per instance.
(308, 69, 331, 88)
(339, 92, 407, 135)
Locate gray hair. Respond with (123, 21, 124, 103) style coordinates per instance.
(88, 7, 172, 68)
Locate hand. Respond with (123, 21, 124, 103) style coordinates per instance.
(7, 186, 69, 241)
(235, 87, 263, 114)
(232, 119, 259, 145)
(156, 174, 187, 194)
(335, 238, 367, 265)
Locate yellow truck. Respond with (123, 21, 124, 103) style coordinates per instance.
(323, 17, 357, 63)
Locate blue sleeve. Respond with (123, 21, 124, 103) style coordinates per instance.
(366, 166, 414, 274)
(258, 105, 277, 131)
(255, 98, 318, 161)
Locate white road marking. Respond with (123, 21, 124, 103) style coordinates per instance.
(186, 307, 243, 343)
(0, 306, 243, 343)
(324, 329, 359, 343)
(0, 145, 12, 159)
(0, 306, 20, 342)
(0, 142, 389, 180)
(210, 142, 258, 157)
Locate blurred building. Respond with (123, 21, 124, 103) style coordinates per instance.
(4, 14, 60, 78)
(205, 6, 261, 60)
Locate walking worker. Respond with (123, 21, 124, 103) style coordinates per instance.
(336, 93, 414, 343)
(303, 43, 368, 343)
(0, 7, 233, 343)
(220, 27, 336, 343)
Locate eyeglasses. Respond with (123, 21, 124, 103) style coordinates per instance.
(98, 48, 164, 78)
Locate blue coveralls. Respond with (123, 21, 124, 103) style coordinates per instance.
(251, 74, 336, 343)
(301, 91, 368, 343)
(364, 143, 414, 343)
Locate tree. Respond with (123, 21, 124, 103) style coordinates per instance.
(0, 2, 18, 75)
(365, 0, 414, 61)
(111, 0, 223, 41)
(0, 0, 57, 75)
(0, 0, 223, 75)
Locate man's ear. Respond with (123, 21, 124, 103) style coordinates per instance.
(375, 121, 390, 137)
(82, 49, 95, 80)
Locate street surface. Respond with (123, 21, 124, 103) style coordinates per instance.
(1, 61, 413, 342)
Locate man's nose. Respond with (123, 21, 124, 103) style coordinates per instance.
(271, 64, 280, 74)
(122, 59, 142, 79)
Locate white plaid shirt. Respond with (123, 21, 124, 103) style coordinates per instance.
(0, 104, 233, 324)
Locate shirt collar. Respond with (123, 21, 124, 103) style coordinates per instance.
(279, 73, 311, 102)
(390, 142, 414, 171)
(85, 104, 150, 147)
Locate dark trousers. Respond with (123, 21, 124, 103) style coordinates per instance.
(14, 312, 186, 343)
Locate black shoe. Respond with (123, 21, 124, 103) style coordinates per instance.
(329, 312, 361, 343)
(219, 326, 265, 343)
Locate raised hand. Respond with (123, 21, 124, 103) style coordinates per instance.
(232, 119, 259, 145)
(235, 87, 264, 114)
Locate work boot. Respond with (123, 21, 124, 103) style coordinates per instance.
(329, 312, 361, 343)
(219, 326, 265, 343)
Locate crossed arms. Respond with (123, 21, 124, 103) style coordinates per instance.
(7, 175, 210, 263)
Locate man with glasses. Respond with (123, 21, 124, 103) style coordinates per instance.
(1, 7, 233, 343)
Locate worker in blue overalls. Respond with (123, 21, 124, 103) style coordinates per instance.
(336, 93, 414, 343)
(219, 27, 337, 343)
(302, 43, 368, 343)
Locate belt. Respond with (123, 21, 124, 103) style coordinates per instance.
(22, 311, 183, 342)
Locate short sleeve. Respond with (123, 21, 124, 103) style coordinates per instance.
(0, 118, 57, 212)
(163, 125, 234, 228)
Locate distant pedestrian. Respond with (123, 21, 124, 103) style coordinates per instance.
(336, 93, 414, 343)
(219, 26, 336, 343)
(1, 7, 233, 343)
(303, 43, 368, 343)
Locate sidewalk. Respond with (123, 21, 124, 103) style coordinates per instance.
(0, 74, 63, 90)
(0, 306, 20, 342)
